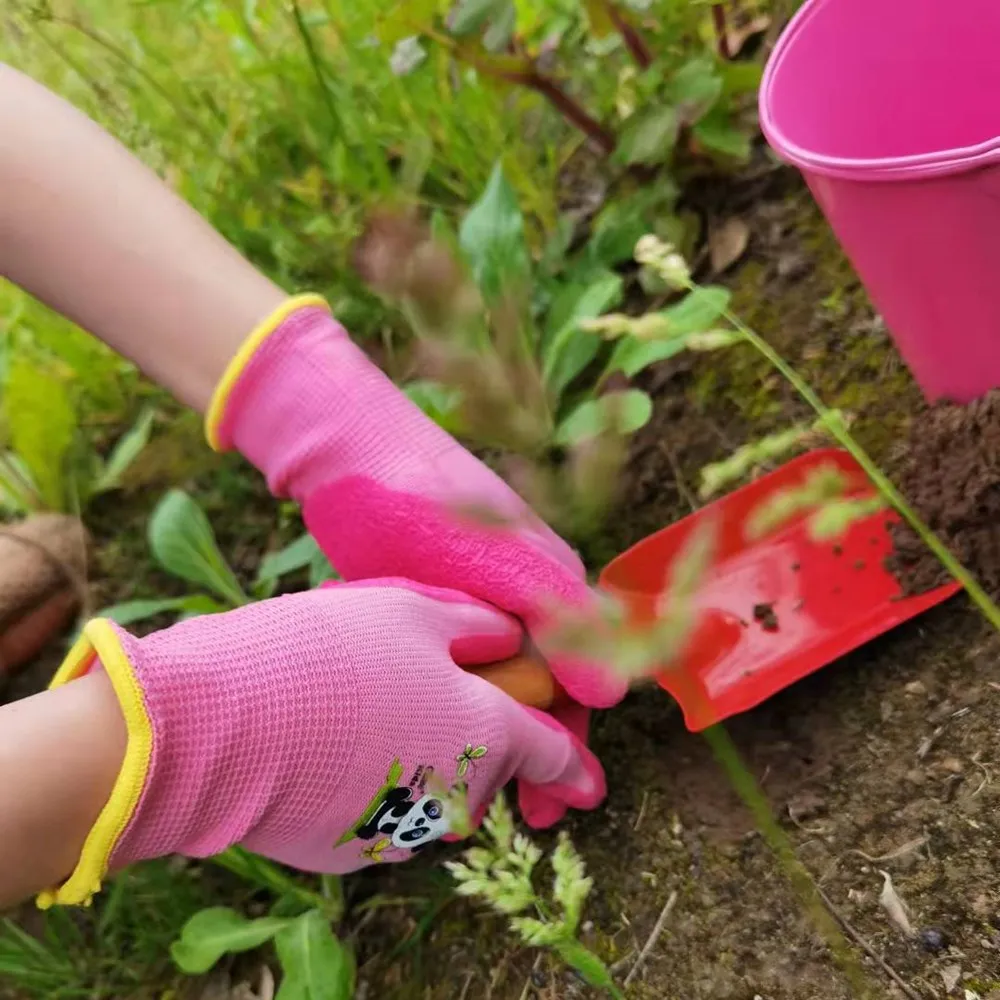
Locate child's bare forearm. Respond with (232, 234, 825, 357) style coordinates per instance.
(0, 673, 125, 909)
(0, 63, 285, 411)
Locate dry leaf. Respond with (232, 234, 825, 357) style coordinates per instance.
(709, 217, 750, 274)
(940, 964, 962, 992)
(878, 870, 915, 937)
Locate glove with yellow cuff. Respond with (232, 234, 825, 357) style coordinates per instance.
(204, 296, 627, 829)
(39, 581, 604, 908)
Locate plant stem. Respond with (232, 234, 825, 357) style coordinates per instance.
(527, 74, 616, 155)
(723, 307, 1000, 632)
(604, 1, 653, 69)
(702, 726, 875, 996)
(288, 1, 343, 138)
(521, 71, 616, 156)
(712, 4, 732, 59)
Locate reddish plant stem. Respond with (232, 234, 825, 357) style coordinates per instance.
(605, 1, 653, 69)
(528, 73, 616, 155)
(712, 3, 732, 59)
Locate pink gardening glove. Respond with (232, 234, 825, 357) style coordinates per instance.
(205, 296, 628, 827)
(38, 580, 604, 909)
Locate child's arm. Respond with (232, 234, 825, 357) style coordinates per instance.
(0, 673, 125, 908)
(0, 63, 284, 411)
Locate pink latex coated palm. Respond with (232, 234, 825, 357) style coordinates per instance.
(210, 299, 627, 825)
(47, 581, 605, 906)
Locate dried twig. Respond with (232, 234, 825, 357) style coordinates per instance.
(849, 836, 928, 865)
(623, 890, 678, 988)
(633, 789, 650, 831)
(659, 441, 698, 512)
(814, 884, 922, 1000)
(517, 955, 543, 1000)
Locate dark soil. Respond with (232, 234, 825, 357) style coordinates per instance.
(753, 602, 780, 632)
(887, 389, 1000, 600)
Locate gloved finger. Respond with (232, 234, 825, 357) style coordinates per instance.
(503, 702, 606, 822)
(517, 703, 592, 829)
(411, 583, 525, 666)
(327, 576, 525, 666)
(524, 580, 629, 710)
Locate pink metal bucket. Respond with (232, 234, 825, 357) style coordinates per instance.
(760, 0, 1000, 403)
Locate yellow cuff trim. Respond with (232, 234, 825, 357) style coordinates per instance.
(204, 293, 331, 452)
(37, 620, 153, 909)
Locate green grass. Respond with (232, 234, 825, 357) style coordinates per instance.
(0, 860, 254, 998)
(1, 1, 564, 336)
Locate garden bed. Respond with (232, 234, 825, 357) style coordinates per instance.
(5, 176, 1000, 1000)
(346, 176, 1000, 999)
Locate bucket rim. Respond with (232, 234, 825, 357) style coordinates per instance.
(760, 0, 1000, 182)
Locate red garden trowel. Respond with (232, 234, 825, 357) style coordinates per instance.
(473, 448, 960, 731)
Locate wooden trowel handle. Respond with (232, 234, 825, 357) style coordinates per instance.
(468, 653, 561, 709)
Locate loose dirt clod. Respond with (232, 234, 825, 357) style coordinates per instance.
(0, 514, 88, 677)
(887, 389, 1000, 598)
(753, 602, 779, 631)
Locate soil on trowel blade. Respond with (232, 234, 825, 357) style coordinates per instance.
(887, 388, 1000, 598)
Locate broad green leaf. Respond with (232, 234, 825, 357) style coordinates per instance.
(256, 533, 325, 589)
(605, 334, 688, 379)
(542, 273, 624, 400)
(459, 162, 530, 301)
(275, 910, 355, 1000)
(309, 548, 339, 587)
(584, 185, 679, 270)
(613, 105, 679, 166)
(583, 0, 617, 37)
(668, 58, 723, 123)
(148, 490, 248, 607)
(91, 407, 155, 496)
(450, 0, 506, 36)
(97, 595, 215, 627)
(719, 60, 764, 98)
(662, 286, 731, 333)
(404, 380, 464, 434)
(542, 271, 623, 351)
(604, 287, 732, 378)
(3, 358, 76, 511)
(171, 908, 292, 975)
(554, 940, 616, 991)
(554, 389, 652, 446)
(693, 108, 752, 160)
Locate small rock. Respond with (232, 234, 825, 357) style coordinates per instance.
(531, 970, 549, 988)
(905, 680, 928, 696)
(788, 790, 827, 824)
(776, 251, 809, 280)
(904, 768, 926, 785)
(922, 928, 950, 953)
(940, 757, 964, 774)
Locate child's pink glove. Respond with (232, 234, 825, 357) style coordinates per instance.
(205, 297, 628, 826)
(39, 580, 604, 909)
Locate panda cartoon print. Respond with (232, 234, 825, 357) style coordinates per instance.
(356, 786, 449, 850)
(337, 749, 486, 865)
